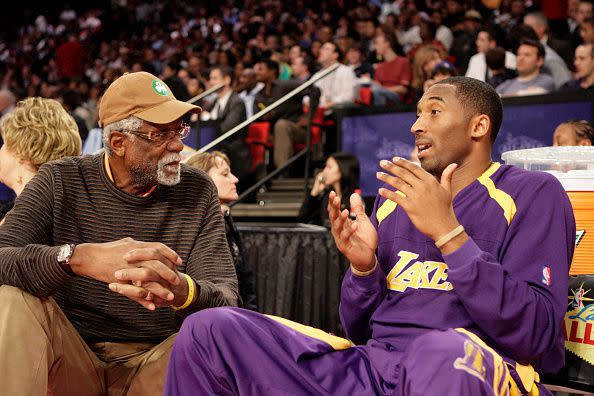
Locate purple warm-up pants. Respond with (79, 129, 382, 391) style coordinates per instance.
(164, 308, 551, 395)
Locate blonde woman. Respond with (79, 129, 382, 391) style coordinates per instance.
(0, 97, 81, 219)
(185, 151, 258, 311)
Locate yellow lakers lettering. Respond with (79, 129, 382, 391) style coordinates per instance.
(386, 250, 453, 292)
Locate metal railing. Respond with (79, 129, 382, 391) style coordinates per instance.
(197, 63, 338, 153)
(187, 82, 225, 105)
(185, 63, 340, 206)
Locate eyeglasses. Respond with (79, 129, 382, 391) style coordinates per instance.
(122, 123, 190, 145)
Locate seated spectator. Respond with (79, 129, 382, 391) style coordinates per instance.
(371, 27, 411, 105)
(560, 43, 594, 92)
(485, 47, 518, 89)
(410, 45, 443, 103)
(431, 10, 454, 51)
(288, 44, 304, 65)
(290, 53, 315, 83)
(236, 68, 264, 119)
(60, 88, 90, 143)
(253, 59, 319, 170)
(553, 119, 594, 146)
(311, 41, 358, 108)
(407, 20, 448, 61)
(161, 61, 191, 102)
(345, 43, 374, 80)
(580, 16, 594, 45)
(423, 60, 457, 92)
(569, 0, 593, 47)
(185, 151, 258, 311)
(271, 51, 292, 80)
(524, 12, 573, 68)
(509, 24, 572, 89)
(465, 27, 516, 82)
(0, 71, 239, 395)
(201, 65, 250, 183)
(0, 97, 82, 220)
(450, 9, 484, 73)
(496, 39, 555, 96)
(298, 152, 360, 227)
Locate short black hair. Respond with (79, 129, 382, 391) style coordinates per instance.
(518, 38, 545, 59)
(258, 59, 280, 76)
(485, 47, 506, 70)
(210, 64, 235, 84)
(163, 61, 181, 74)
(324, 41, 344, 63)
(298, 54, 316, 74)
(435, 76, 503, 142)
(507, 24, 539, 53)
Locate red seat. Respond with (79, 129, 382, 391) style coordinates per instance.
(245, 122, 272, 173)
(294, 106, 333, 156)
(356, 85, 373, 106)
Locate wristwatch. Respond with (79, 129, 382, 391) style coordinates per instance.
(57, 243, 76, 275)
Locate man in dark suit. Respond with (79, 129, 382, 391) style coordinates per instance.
(524, 12, 573, 68)
(202, 65, 250, 185)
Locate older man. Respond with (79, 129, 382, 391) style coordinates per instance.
(0, 71, 239, 395)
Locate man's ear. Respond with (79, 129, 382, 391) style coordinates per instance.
(108, 131, 128, 157)
(470, 114, 490, 139)
(578, 138, 593, 146)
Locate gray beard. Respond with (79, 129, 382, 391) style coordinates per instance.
(157, 153, 181, 186)
(129, 153, 181, 188)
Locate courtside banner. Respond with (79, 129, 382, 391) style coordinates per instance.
(562, 275, 594, 386)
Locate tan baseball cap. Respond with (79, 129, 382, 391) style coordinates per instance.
(98, 71, 201, 127)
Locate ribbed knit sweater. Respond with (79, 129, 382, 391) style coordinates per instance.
(0, 153, 239, 343)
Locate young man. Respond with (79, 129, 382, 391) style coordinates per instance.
(465, 28, 516, 82)
(485, 47, 518, 89)
(0, 71, 239, 395)
(561, 43, 594, 91)
(253, 59, 320, 170)
(164, 77, 575, 395)
(236, 68, 264, 118)
(202, 65, 250, 182)
(496, 39, 556, 96)
(311, 41, 358, 108)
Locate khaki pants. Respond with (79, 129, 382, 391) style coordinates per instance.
(0, 285, 176, 396)
(273, 119, 307, 169)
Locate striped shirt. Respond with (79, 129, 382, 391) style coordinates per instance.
(0, 153, 239, 343)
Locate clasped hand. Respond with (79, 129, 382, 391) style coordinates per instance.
(70, 237, 183, 310)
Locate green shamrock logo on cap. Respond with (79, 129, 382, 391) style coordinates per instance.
(152, 80, 169, 96)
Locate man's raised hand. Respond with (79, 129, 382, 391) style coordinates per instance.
(328, 191, 377, 273)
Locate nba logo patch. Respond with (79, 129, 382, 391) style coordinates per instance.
(572, 288, 585, 309)
(541, 266, 551, 286)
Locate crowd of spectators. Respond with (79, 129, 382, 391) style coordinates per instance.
(1, 0, 593, 152)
